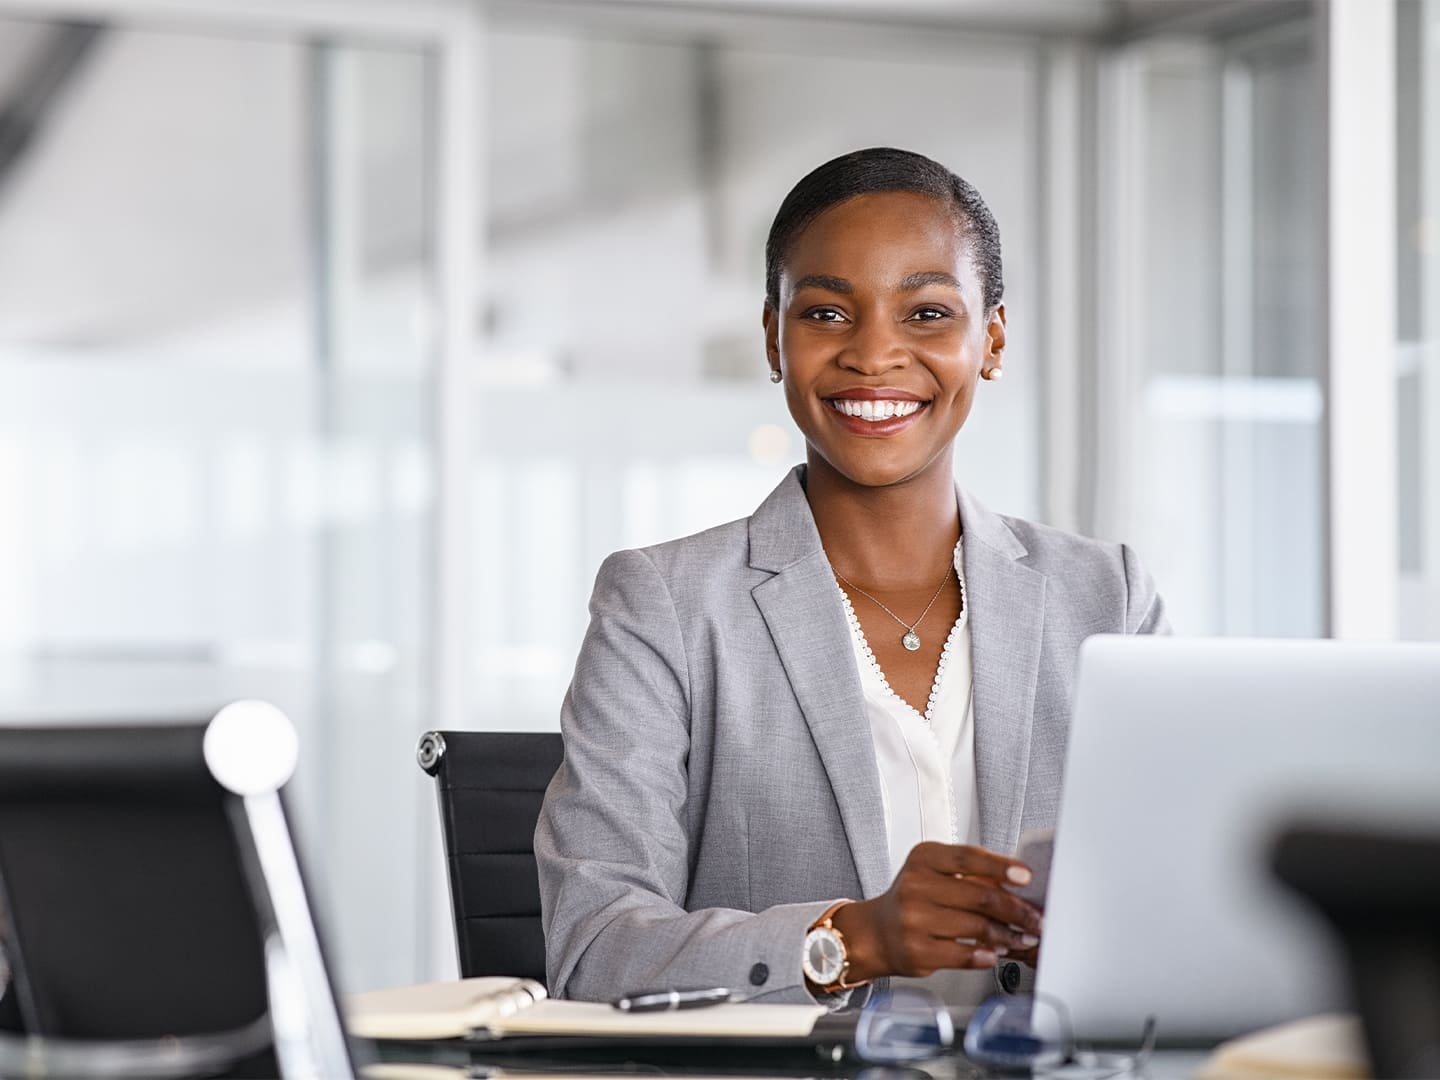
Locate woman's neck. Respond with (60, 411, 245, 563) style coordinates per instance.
(805, 455, 961, 588)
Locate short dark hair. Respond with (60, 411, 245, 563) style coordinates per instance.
(764, 147, 1003, 314)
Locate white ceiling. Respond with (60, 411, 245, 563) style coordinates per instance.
(610, 0, 1120, 31)
(0, 22, 309, 345)
(488, 0, 1270, 38)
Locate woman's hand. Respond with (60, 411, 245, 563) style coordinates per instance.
(830, 842, 1043, 980)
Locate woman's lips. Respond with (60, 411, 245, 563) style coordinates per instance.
(824, 396, 929, 436)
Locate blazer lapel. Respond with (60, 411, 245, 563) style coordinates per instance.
(959, 488, 1047, 855)
(748, 469, 892, 899)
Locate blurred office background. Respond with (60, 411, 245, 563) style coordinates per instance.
(0, 0, 1429, 991)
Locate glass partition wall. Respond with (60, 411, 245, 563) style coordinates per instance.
(0, 12, 439, 992)
(1091, 14, 1324, 637)
(1398, 0, 1440, 641)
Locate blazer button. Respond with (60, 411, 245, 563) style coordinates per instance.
(748, 962, 769, 987)
(998, 961, 1022, 994)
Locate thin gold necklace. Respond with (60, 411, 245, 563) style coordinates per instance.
(832, 561, 953, 652)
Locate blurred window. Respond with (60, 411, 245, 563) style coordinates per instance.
(1103, 17, 1324, 637)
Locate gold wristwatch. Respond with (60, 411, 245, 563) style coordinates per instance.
(802, 901, 862, 992)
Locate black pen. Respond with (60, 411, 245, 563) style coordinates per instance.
(611, 987, 732, 1012)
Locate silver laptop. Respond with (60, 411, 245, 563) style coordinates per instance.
(1036, 635, 1440, 1043)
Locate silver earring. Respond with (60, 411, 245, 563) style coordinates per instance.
(769, 369, 782, 384)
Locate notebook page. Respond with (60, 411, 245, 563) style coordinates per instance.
(347, 976, 546, 1040)
(487, 1000, 826, 1039)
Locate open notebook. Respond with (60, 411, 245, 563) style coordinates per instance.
(346, 977, 827, 1043)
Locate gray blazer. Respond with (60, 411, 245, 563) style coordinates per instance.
(535, 466, 1168, 1003)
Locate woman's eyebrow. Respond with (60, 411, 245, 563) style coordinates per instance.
(792, 274, 852, 294)
(898, 270, 963, 291)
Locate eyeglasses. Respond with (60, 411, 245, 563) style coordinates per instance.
(855, 986, 957, 1064)
(855, 986, 1157, 1077)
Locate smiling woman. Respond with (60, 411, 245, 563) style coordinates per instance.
(534, 148, 1170, 1009)
(767, 190, 998, 495)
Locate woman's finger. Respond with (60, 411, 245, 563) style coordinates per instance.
(901, 862, 1043, 935)
(909, 903, 1039, 952)
(894, 935, 1004, 977)
(938, 875, 1044, 934)
(909, 840, 1036, 888)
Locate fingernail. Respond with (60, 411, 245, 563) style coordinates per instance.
(973, 949, 998, 966)
(1007, 866, 1032, 885)
(1020, 934, 1039, 948)
(994, 945, 1009, 956)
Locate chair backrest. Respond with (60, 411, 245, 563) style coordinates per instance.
(0, 706, 358, 1079)
(417, 730, 563, 984)
(0, 723, 270, 1041)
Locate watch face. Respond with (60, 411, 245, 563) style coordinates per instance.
(802, 927, 844, 985)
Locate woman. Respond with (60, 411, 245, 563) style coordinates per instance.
(535, 148, 1168, 1007)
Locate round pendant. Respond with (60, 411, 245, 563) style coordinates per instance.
(902, 631, 921, 651)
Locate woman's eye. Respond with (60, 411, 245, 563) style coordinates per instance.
(910, 307, 950, 321)
(802, 308, 846, 323)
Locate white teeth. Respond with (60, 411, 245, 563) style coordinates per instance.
(830, 399, 922, 421)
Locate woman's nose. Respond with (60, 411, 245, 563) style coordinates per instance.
(838, 320, 909, 374)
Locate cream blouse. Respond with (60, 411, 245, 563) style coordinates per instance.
(838, 538, 997, 1006)
(838, 537, 980, 882)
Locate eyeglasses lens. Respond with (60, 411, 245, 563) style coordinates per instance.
(855, 989, 956, 1064)
(962, 995, 1067, 1071)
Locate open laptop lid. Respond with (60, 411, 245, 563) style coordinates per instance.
(1036, 636, 1440, 1044)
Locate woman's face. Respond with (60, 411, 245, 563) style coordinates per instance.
(763, 190, 1005, 491)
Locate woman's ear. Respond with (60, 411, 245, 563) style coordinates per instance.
(984, 303, 1007, 364)
(762, 302, 781, 373)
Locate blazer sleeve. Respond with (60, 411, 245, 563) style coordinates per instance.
(1122, 543, 1171, 635)
(534, 548, 837, 1003)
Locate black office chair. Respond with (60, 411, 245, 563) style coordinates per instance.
(0, 705, 358, 1079)
(417, 730, 563, 984)
(0, 724, 267, 1049)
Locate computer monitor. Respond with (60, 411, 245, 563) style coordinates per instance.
(1036, 636, 1440, 1043)
(0, 702, 357, 1079)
